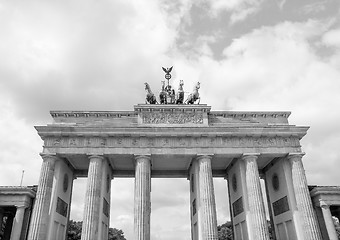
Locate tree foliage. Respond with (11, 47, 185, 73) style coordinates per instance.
(217, 220, 275, 240)
(67, 220, 126, 240)
(67, 220, 82, 240)
(108, 228, 127, 240)
(217, 221, 233, 240)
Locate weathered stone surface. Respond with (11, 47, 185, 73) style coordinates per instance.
(10, 205, 26, 240)
(289, 153, 322, 240)
(196, 155, 218, 240)
(243, 154, 270, 240)
(27, 154, 58, 240)
(134, 155, 151, 240)
(81, 155, 104, 240)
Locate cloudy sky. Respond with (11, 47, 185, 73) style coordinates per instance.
(0, 0, 340, 239)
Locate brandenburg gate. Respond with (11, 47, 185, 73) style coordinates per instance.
(27, 72, 322, 240)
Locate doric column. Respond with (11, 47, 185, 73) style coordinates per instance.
(27, 154, 58, 240)
(10, 205, 27, 240)
(242, 154, 270, 240)
(134, 155, 151, 240)
(197, 155, 218, 240)
(81, 155, 104, 240)
(288, 153, 322, 240)
(320, 201, 337, 240)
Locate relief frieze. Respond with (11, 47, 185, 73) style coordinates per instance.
(45, 136, 301, 149)
(141, 112, 204, 124)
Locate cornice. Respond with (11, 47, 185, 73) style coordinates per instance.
(50, 110, 291, 119)
(50, 111, 137, 119)
(209, 111, 291, 119)
(35, 125, 309, 139)
(310, 186, 340, 197)
(0, 186, 36, 198)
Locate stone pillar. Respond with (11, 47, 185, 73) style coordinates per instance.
(288, 153, 322, 240)
(320, 201, 338, 240)
(81, 155, 104, 240)
(10, 206, 26, 240)
(134, 155, 151, 240)
(197, 155, 218, 240)
(27, 154, 58, 240)
(242, 154, 270, 240)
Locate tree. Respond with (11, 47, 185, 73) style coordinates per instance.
(67, 220, 82, 240)
(108, 228, 126, 240)
(217, 220, 275, 240)
(217, 221, 233, 240)
(67, 220, 126, 240)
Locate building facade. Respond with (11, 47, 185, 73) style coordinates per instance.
(0, 186, 36, 240)
(25, 104, 324, 240)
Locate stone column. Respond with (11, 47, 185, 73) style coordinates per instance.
(134, 155, 151, 240)
(197, 155, 218, 240)
(27, 154, 58, 240)
(288, 153, 322, 240)
(81, 155, 104, 240)
(10, 206, 26, 240)
(320, 201, 338, 240)
(242, 154, 270, 240)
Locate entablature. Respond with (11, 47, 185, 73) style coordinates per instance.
(49, 105, 292, 127)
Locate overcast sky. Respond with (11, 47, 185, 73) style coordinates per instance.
(0, 0, 340, 239)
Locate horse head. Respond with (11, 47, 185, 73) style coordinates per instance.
(161, 81, 165, 91)
(177, 80, 184, 92)
(195, 82, 200, 90)
(145, 82, 152, 93)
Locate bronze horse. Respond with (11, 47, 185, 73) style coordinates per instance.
(145, 82, 157, 104)
(176, 80, 184, 104)
(159, 81, 167, 104)
(185, 82, 200, 104)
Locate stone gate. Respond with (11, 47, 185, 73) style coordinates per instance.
(27, 104, 322, 240)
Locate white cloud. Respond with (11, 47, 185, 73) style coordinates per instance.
(276, 0, 287, 10)
(299, 1, 328, 15)
(322, 28, 340, 47)
(0, 99, 43, 186)
(202, 0, 264, 23)
(0, 0, 178, 121)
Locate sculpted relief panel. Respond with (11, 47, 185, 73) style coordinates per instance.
(141, 113, 204, 124)
(45, 136, 301, 149)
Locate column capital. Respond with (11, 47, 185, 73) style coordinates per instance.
(319, 200, 330, 209)
(87, 154, 105, 161)
(241, 153, 260, 162)
(134, 154, 151, 161)
(287, 152, 305, 162)
(14, 205, 27, 209)
(39, 153, 59, 162)
(196, 154, 213, 161)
